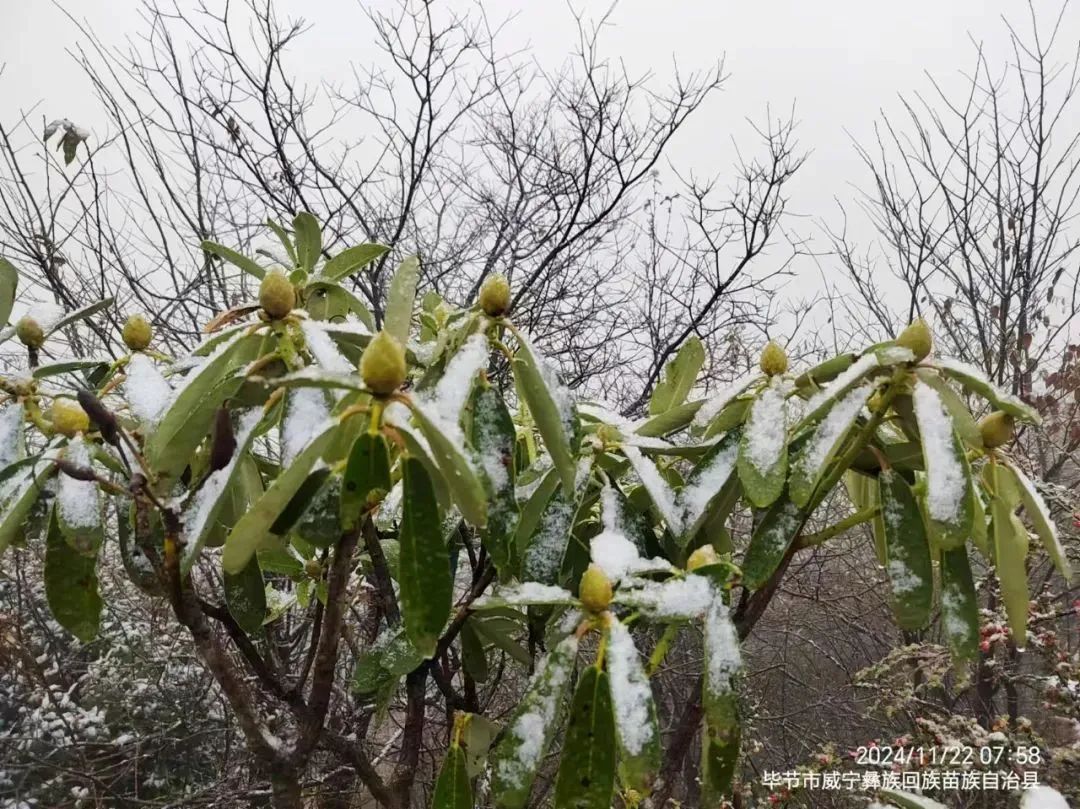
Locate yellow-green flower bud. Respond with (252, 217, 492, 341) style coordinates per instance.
(979, 411, 1015, 448)
(759, 340, 789, 376)
(122, 314, 153, 351)
(479, 274, 511, 317)
(304, 559, 323, 579)
(51, 399, 90, 438)
(897, 318, 932, 361)
(15, 316, 45, 350)
(360, 330, 407, 395)
(687, 545, 720, 571)
(579, 563, 613, 614)
(259, 269, 296, 320)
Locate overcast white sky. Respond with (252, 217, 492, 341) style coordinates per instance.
(3, 0, 1078, 339)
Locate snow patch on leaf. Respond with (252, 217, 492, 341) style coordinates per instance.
(125, 354, 172, 425)
(58, 438, 100, 531)
(606, 618, 654, 755)
(913, 382, 965, 524)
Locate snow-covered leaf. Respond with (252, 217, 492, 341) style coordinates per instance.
(57, 438, 103, 555)
(740, 497, 803, 591)
(934, 358, 1041, 424)
(701, 595, 742, 804)
(789, 383, 872, 508)
(676, 429, 741, 545)
(469, 383, 519, 578)
(513, 333, 577, 496)
(45, 298, 115, 338)
(939, 546, 979, 659)
(737, 379, 788, 508)
(473, 582, 577, 609)
(604, 618, 660, 792)
(912, 380, 974, 549)
(879, 469, 932, 630)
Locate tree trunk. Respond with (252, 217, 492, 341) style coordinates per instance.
(271, 770, 303, 809)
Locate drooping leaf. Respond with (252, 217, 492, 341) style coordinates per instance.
(912, 380, 974, 550)
(490, 634, 579, 809)
(460, 618, 490, 683)
(1006, 461, 1071, 581)
(409, 402, 487, 527)
(553, 665, 616, 809)
(433, 744, 473, 809)
(740, 497, 803, 591)
(788, 382, 873, 508)
(604, 618, 660, 794)
(225, 556, 267, 634)
(321, 243, 390, 282)
(469, 384, 519, 578)
(223, 423, 339, 574)
(56, 438, 104, 556)
(701, 595, 742, 805)
(385, 255, 420, 345)
(0, 257, 18, 327)
(649, 337, 705, 415)
(934, 358, 1041, 424)
(989, 462, 1030, 646)
(292, 212, 323, 273)
(736, 379, 788, 509)
(879, 469, 933, 630)
(45, 298, 115, 338)
(845, 470, 886, 564)
(202, 240, 266, 280)
(914, 369, 982, 449)
(939, 546, 979, 660)
(399, 457, 453, 658)
(513, 335, 577, 496)
(44, 507, 101, 643)
(340, 432, 392, 529)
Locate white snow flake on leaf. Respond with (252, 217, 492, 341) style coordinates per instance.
(474, 582, 575, 608)
(300, 319, 353, 374)
(913, 381, 965, 523)
(704, 595, 742, 695)
(742, 380, 788, 474)
(606, 618, 654, 755)
(804, 353, 879, 416)
(125, 354, 172, 425)
(678, 437, 739, 531)
(622, 444, 682, 532)
(282, 387, 331, 466)
(692, 372, 760, 428)
(0, 402, 25, 469)
(590, 486, 672, 581)
(58, 438, 100, 530)
(616, 575, 713, 618)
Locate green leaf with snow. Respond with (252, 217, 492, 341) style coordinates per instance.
(677, 429, 741, 547)
(912, 380, 974, 550)
(399, 457, 452, 658)
(321, 243, 389, 283)
(340, 432, 392, 530)
(225, 556, 266, 635)
(989, 462, 1030, 645)
(45, 298, 116, 338)
(490, 634, 579, 809)
(513, 339, 577, 496)
(879, 469, 932, 630)
(604, 618, 660, 794)
(1006, 461, 1071, 581)
(701, 596, 742, 804)
(469, 383, 519, 578)
(638, 399, 707, 438)
(553, 665, 616, 809)
(201, 240, 266, 280)
(223, 422, 339, 574)
(741, 497, 803, 591)
(934, 359, 1041, 424)
(385, 255, 419, 345)
(409, 402, 487, 527)
(0, 257, 17, 327)
(649, 337, 705, 415)
(45, 506, 101, 643)
(433, 743, 472, 809)
(939, 546, 979, 660)
(914, 369, 982, 449)
(789, 383, 872, 508)
(292, 212, 322, 273)
(56, 439, 103, 556)
(522, 485, 580, 586)
(352, 627, 425, 696)
(736, 380, 788, 508)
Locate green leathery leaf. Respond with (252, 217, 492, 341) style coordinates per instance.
(970, 487, 990, 559)
(736, 379, 788, 508)
(933, 359, 1041, 425)
(225, 556, 266, 634)
(912, 380, 974, 550)
(1006, 461, 1071, 581)
(292, 212, 322, 273)
(409, 402, 487, 527)
(638, 399, 706, 438)
(845, 470, 886, 564)
(303, 283, 372, 325)
(915, 369, 982, 449)
(741, 497, 803, 591)
(649, 337, 705, 415)
(32, 358, 111, 379)
(469, 383, 519, 578)
(399, 457, 452, 658)
(45, 507, 101, 643)
(939, 546, 979, 660)
(513, 344, 577, 496)
(340, 432, 392, 529)
(385, 255, 420, 345)
(391, 418, 452, 513)
(202, 240, 266, 280)
(352, 627, 424, 695)
(677, 429, 741, 547)
(147, 332, 262, 479)
(604, 619, 660, 794)
(879, 469, 933, 630)
(701, 596, 742, 804)
(0, 257, 18, 327)
(462, 715, 499, 777)
(793, 352, 857, 391)
(271, 468, 331, 536)
(553, 665, 616, 809)
(433, 744, 472, 809)
(513, 467, 561, 575)
(490, 634, 579, 809)
(44, 298, 115, 338)
(989, 463, 1030, 645)
(460, 618, 490, 683)
(788, 382, 873, 508)
(223, 423, 339, 574)
(522, 485, 581, 586)
(321, 243, 390, 282)
(119, 501, 162, 595)
(265, 218, 297, 266)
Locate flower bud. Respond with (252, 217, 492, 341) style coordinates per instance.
(15, 316, 45, 350)
(259, 269, 296, 320)
(759, 341, 789, 376)
(979, 411, 1015, 448)
(360, 330, 407, 395)
(122, 314, 153, 351)
(687, 545, 720, 571)
(579, 563, 613, 614)
(479, 274, 511, 317)
(304, 559, 323, 579)
(51, 399, 90, 438)
(897, 318, 932, 361)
